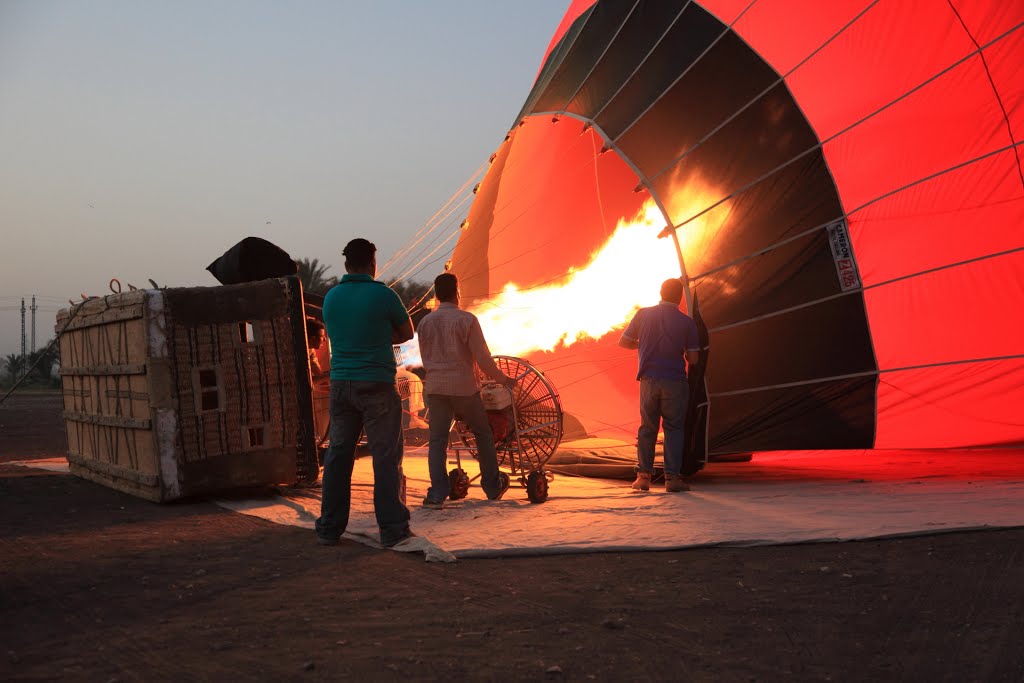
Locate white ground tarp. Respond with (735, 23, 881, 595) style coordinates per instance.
(12, 448, 1024, 563)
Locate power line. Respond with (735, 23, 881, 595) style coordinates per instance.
(0, 295, 69, 301)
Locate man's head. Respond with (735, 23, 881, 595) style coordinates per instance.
(660, 278, 684, 305)
(343, 238, 376, 275)
(306, 317, 325, 349)
(434, 272, 459, 304)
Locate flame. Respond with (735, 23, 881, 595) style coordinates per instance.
(661, 170, 732, 277)
(397, 179, 732, 367)
(471, 200, 676, 357)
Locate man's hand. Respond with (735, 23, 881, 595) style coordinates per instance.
(502, 375, 517, 390)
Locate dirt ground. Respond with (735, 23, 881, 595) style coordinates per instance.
(1, 394, 1022, 682)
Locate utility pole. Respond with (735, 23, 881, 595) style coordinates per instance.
(20, 298, 26, 378)
(31, 295, 37, 353)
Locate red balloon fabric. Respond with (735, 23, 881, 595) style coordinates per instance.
(450, 0, 1024, 467)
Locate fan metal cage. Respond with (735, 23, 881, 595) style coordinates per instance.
(454, 355, 564, 475)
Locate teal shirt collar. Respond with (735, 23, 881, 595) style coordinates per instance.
(341, 273, 375, 283)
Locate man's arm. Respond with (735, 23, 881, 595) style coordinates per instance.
(387, 289, 414, 344)
(684, 315, 700, 368)
(618, 333, 639, 350)
(308, 351, 329, 381)
(618, 312, 640, 350)
(392, 317, 414, 344)
(468, 317, 515, 386)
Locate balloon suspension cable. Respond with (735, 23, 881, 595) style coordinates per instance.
(378, 162, 482, 277)
(378, 159, 489, 282)
(382, 191, 473, 288)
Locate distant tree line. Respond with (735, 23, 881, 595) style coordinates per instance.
(1, 258, 437, 391)
(3, 259, 433, 390)
(296, 257, 431, 310)
(1, 342, 60, 389)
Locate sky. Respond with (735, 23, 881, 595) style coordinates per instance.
(0, 0, 568, 358)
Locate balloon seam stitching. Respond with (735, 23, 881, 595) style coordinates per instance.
(945, 0, 1024, 190)
(687, 140, 1024, 284)
(709, 354, 1024, 398)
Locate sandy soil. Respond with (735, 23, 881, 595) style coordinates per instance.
(0, 391, 66, 462)
(1, 394, 1022, 681)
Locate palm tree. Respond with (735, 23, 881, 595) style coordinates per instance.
(27, 342, 59, 382)
(296, 257, 338, 296)
(2, 353, 25, 384)
(390, 279, 432, 309)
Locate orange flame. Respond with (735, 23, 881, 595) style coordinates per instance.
(470, 199, 677, 357)
(398, 178, 731, 367)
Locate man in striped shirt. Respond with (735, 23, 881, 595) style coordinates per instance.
(417, 272, 515, 508)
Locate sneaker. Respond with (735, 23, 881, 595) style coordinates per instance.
(631, 472, 651, 491)
(421, 497, 446, 510)
(489, 472, 511, 501)
(317, 535, 340, 546)
(665, 473, 690, 493)
(381, 530, 417, 548)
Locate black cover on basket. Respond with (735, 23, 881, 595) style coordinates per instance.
(207, 236, 298, 285)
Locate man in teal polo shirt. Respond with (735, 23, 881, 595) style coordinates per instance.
(315, 238, 415, 548)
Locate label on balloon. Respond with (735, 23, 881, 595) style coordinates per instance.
(826, 219, 861, 292)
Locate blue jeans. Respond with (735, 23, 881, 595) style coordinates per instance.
(425, 393, 504, 502)
(316, 380, 410, 545)
(637, 376, 689, 476)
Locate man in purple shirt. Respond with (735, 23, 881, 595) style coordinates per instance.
(417, 272, 515, 508)
(618, 278, 700, 493)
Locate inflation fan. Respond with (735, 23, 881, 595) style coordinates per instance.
(446, 356, 564, 504)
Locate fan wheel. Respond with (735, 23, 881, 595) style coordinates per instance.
(448, 468, 470, 500)
(526, 470, 549, 504)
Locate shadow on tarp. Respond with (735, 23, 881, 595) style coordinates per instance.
(550, 437, 749, 479)
(550, 439, 1024, 484)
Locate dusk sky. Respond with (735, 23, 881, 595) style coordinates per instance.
(0, 0, 567, 358)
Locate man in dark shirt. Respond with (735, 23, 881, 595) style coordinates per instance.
(315, 238, 415, 548)
(618, 278, 700, 493)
